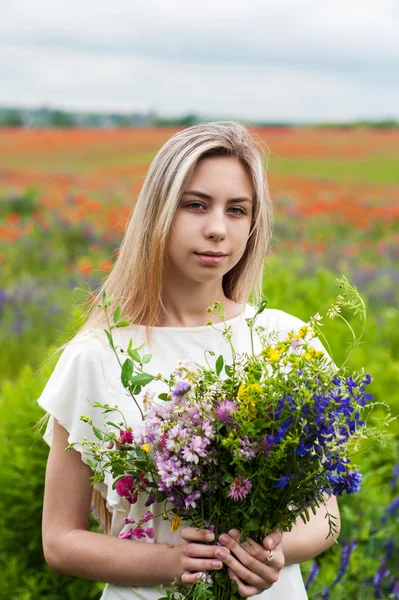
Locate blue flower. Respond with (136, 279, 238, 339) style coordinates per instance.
(391, 465, 399, 489)
(387, 495, 399, 516)
(275, 473, 291, 490)
(326, 470, 362, 496)
(305, 561, 319, 590)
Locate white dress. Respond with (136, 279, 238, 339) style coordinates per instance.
(38, 305, 314, 600)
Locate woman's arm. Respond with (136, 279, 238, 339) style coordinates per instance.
(282, 495, 341, 565)
(42, 420, 222, 586)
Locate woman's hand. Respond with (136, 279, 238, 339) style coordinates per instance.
(215, 529, 285, 598)
(180, 527, 231, 584)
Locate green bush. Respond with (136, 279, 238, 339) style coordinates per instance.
(0, 362, 104, 600)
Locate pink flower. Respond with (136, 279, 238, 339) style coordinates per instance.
(141, 511, 153, 523)
(144, 527, 154, 539)
(115, 476, 138, 504)
(119, 530, 133, 539)
(132, 527, 146, 539)
(228, 476, 252, 501)
(119, 428, 134, 444)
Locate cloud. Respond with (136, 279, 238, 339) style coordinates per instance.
(1, 0, 398, 119)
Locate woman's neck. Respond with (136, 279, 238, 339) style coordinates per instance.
(158, 282, 243, 327)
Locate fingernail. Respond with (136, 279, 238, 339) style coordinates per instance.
(213, 560, 223, 569)
(219, 534, 228, 544)
(228, 529, 238, 538)
(216, 549, 228, 559)
(205, 532, 215, 541)
(266, 536, 274, 549)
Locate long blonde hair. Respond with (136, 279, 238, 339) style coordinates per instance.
(41, 121, 273, 533)
(78, 120, 272, 336)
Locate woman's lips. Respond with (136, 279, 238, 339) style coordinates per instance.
(194, 253, 227, 265)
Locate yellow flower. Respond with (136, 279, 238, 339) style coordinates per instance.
(171, 515, 181, 532)
(140, 444, 150, 453)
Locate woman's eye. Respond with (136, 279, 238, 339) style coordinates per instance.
(228, 207, 246, 216)
(186, 202, 205, 210)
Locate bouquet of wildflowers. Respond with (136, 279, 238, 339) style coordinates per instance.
(70, 277, 381, 600)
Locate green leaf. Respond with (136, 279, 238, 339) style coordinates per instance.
(103, 329, 114, 349)
(93, 427, 103, 441)
(142, 354, 152, 364)
(130, 373, 154, 386)
(128, 348, 142, 362)
(225, 364, 234, 377)
(113, 306, 121, 324)
(158, 393, 169, 401)
(156, 491, 167, 503)
(121, 358, 134, 388)
(216, 355, 224, 376)
(116, 320, 130, 328)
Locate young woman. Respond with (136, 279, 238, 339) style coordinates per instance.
(38, 121, 340, 600)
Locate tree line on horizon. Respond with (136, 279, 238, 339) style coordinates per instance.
(0, 106, 397, 129)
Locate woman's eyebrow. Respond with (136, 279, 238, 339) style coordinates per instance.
(183, 190, 253, 203)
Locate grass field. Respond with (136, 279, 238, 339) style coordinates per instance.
(0, 125, 398, 599)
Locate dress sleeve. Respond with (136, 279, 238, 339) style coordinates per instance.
(37, 333, 114, 466)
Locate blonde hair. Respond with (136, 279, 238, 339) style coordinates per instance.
(78, 120, 272, 336)
(40, 120, 273, 533)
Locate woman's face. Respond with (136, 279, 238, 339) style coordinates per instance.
(166, 155, 254, 286)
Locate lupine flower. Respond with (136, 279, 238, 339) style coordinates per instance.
(305, 561, 319, 590)
(373, 562, 390, 598)
(333, 541, 357, 585)
(228, 476, 252, 501)
(386, 495, 399, 516)
(391, 465, 399, 489)
(321, 588, 330, 599)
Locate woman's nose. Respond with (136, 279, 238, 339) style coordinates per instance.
(203, 210, 227, 241)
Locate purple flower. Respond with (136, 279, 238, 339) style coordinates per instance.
(234, 435, 258, 461)
(275, 473, 291, 490)
(184, 490, 201, 509)
(333, 541, 357, 585)
(305, 561, 319, 590)
(215, 400, 238, 426)
(326, 470, 362, 496)
(171, 380, 191, 398)
(374, 562, 390, 598)
(228, 476, 252, 501)
(145, 492, 156, 506)
(387, 495, 399, 516)
(391, 465, 399, 489)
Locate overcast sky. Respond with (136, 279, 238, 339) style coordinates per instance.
(1, 0, 398, 122)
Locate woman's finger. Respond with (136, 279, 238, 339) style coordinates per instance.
(181, 571, 205, 585)
(180, 526, 215, 542)
(228, 568, 260, 598)
(216, 532, 283, 586)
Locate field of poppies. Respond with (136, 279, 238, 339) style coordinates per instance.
(0, 125, 398, 599)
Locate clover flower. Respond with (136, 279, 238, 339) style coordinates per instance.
(228, 476, 252, 501)
(215, 399, 237, 426)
